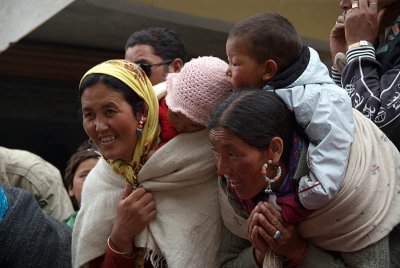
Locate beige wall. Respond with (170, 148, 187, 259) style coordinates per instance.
(130, 0, 342, 50)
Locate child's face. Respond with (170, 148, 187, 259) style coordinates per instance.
(167, 109, 204, 133)
(69, 157, 98, 208)
(226, 37, 267, 90)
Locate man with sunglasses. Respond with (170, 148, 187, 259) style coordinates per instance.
(125, 27, 188, 85)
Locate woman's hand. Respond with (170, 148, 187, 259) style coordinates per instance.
(109, 183, 156, 253)
(248, 202, 308, 263)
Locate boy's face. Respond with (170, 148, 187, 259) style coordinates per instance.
(226, 37, 267, 91)
(167, 109, 204, 133)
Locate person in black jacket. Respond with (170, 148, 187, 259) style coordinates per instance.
(330, 0, 400, 151)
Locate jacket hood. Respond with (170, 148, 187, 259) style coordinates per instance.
(264, 46, 334, 90)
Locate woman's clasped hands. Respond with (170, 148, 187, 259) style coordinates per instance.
(248, 201, 309, 266)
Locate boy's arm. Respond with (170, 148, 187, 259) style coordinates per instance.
(275, 86, 354, 209)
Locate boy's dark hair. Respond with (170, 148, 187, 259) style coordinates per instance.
(229, 12, 303, 73)
(63, 140, 100, 210)
(207, 89, 294, 165)
(125, 27, 189, 64)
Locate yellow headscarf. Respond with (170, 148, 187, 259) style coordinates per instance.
(80, 59, 160, 189)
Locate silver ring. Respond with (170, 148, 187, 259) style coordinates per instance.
(273, 230, 282, 240)
(352, 2, 359, 8)
(369, 2, 377, 6)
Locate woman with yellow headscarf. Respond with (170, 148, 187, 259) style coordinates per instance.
(72, 59, 160, 268)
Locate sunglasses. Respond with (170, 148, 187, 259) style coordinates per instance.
(135, 59, 173, 78)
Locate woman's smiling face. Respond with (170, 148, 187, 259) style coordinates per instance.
(81, 82, 139, 162)
(209, 127, 266, 200)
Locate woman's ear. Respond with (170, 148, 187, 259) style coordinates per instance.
(262, 59, 278, 82)
(168, 58, 184, 73)
(264, 137, 284, 164)
(136, 103, 148, 121)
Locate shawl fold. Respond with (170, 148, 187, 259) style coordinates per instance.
(136, 129, 221, 267)
(298, 110, 400, 252)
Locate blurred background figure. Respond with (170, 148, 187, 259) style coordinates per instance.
(124, 27, 188, 86)
(0, 185, 72, 267)
(0, 146, 73, 222)
(124, 27, 190, 154)
(63, 140, 100, 227)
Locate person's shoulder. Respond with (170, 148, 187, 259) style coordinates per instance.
(0, 147, 50, 168)
(153, 81, 167, 99)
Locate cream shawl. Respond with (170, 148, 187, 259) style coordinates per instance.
(136, 129, 221, 267)
(72, 129, 221, 268)
(298, 109, 400, 251)
(72, 157, 124, 268)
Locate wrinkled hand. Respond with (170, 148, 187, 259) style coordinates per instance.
(110, 184, 156, 252)
(330, 12, 347, 61)
(248, 202, 306, 262)
(344, 0, 379, 44)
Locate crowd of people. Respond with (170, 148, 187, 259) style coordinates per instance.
(1, 1, 400, 267)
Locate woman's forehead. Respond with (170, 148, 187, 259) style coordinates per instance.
(210, 128, 239, 144)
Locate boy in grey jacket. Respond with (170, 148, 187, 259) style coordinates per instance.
(225, 12, 354, 217)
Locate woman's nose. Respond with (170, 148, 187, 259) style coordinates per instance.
(226, 66, 232, 78)
(215, 157, 229, 177)
(95, 117, 108, 132)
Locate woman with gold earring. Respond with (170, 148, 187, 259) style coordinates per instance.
(210, 89, 400, 267)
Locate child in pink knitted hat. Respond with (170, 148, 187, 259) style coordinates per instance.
(135, 56, 232, 267)
(147, 55, 233, 155)
(160, 56, 232, 142)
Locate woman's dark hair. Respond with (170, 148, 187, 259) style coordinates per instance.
(63, 140, 100, 210)
(207, 89, 295, 164)
(79, 73, 145, 116)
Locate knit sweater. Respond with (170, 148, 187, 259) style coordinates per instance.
(0, 186, 72, 268)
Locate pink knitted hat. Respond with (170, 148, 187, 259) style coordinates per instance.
(165, 56, 232, 126)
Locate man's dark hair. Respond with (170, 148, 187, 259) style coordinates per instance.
(125, 27, 188, 63)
